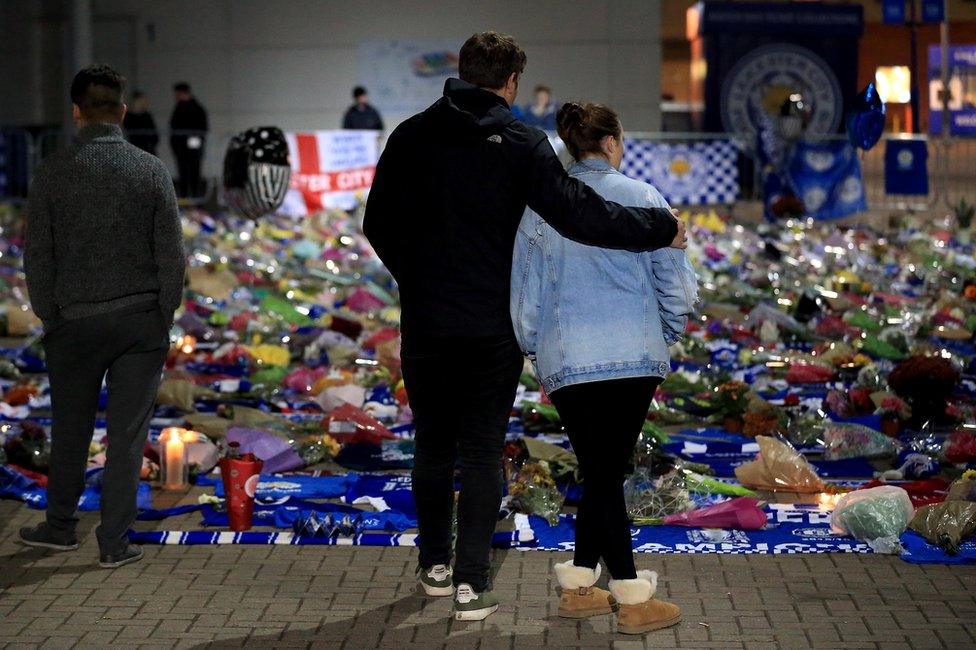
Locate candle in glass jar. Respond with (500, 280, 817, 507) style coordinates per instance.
(161, 427, 188, 490)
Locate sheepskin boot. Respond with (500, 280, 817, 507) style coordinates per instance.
(609, 570, 682, 634)
(553, 560, 618, 619)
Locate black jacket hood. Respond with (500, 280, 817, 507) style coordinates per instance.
(430, 78, 516, 133)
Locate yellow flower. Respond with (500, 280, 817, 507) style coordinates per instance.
(245, 344, 291, 367)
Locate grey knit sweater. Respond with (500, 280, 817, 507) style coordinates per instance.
(24, 123, 185, 325)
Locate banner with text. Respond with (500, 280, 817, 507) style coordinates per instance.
(280, 130, 380, 216)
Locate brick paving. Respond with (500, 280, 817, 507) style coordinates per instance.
(1, 497, 975, 649)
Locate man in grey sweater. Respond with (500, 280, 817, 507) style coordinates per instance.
(20, 64, 185, 568)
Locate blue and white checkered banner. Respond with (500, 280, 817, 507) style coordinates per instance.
(620, 139, 740, 206)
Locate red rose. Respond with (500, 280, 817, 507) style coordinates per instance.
(784, 394, 801, 407)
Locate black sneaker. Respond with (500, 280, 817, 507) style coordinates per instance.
(99, 544, 143, 569)
(18, 523, 79, 551)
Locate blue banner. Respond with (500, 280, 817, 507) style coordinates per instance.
(885, 140, 929, 196)
(929, 45, 976, 137)
(921, 0, 944, 24)
(789, 140, 867, 220)
(882, 0, 905, 25)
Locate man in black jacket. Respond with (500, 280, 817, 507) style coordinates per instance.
(342, 86, 384, 131)
(363, 32, 685, 621)
(122, 91, 159, 155)
(169, 82, 208, 198)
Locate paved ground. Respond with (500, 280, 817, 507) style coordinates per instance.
(1, 497, 975, 650)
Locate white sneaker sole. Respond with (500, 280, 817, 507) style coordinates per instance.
(420, 582, 455, 597)
(18, 538, 80, 552)
(99, 551, 143, 569)
(453, 603, 499, 621)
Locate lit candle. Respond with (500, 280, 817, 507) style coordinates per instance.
(161, 427, 188, 490)
(177, 335, 197, 355)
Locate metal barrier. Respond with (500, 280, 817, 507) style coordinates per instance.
(4, 125, 975, 215)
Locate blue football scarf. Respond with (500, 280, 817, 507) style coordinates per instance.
(128, 528, 535, 549)
(207, 473, 351, 500)
(899, 530, 976, 565)
(1, 465, 152, 511)
(522, 504, 872, 555)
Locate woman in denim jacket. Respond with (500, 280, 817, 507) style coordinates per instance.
(511, 102, 698, 635)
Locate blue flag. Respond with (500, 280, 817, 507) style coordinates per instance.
(789, 140, 867, 220)
(885, 139, 929, 196)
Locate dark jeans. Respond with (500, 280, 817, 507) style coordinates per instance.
(43, 304, 169, 554)
(174, 147, 204, 198)
(549, 376, 661, 580)
(401, 334, 523, 592)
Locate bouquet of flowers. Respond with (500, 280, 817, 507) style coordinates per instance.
(888, 355, 961, 429)
(508, 460, 564, 525)
(625, 468, 696, 524)
(714, 380, 750, 419)
(742, 400, 788, 438)
(823, 423, 902, 460)
(875, 396, 910, 420)
(824, 387, 875, 418)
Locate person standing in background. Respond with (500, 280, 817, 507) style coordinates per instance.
(20, 64, 185, 568)
(342, 86, 384, 130)
(169, 82, 208, 198)
(122, 91, 159, 155)
(521, 84, 557, 130)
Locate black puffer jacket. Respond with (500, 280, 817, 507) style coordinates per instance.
(364, 78, 678, 338)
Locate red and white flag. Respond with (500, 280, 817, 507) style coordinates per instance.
(280, 130, 380, 216)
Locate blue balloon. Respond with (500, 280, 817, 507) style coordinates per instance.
(846, 82, 887, 150)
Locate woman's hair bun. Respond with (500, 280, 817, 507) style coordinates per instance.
(554, 101, 621, 161)
(556, 102, 587, 133)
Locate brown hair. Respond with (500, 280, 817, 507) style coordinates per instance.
(458, 32, 527, 90)
(556, 102, 622, 161)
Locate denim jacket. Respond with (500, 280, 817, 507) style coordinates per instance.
(511, 158, 699, 394)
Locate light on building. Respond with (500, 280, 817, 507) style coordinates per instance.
(875, 66, 911, 104)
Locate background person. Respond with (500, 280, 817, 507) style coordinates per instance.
(342, 86, 384, 130)
(512, 101, 697, 636)
(122, 90, 159, 155)
(363, 31, 684, 623)
(169, 81, 208, 198)
(521, 84, 557, 130)
(20, 64, 185, 569)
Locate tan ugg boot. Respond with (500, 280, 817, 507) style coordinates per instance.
(609, 570, 682, 634)
(553, 560, 618, 619)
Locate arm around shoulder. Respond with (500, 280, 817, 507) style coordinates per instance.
(524, 138, 678, 252)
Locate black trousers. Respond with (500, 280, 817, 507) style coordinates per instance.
(174, 147, 204, 198)
(43, 305, 169, 554)
(549, 376, 661, 580)
(401, 334, 523, 592)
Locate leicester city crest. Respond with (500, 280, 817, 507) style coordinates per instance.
(721, 43, 843, 141)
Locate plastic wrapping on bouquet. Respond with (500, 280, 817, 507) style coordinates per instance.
(219, 454, 263, 531)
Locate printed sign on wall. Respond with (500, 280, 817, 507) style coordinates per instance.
(357, 40, 461, 116)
